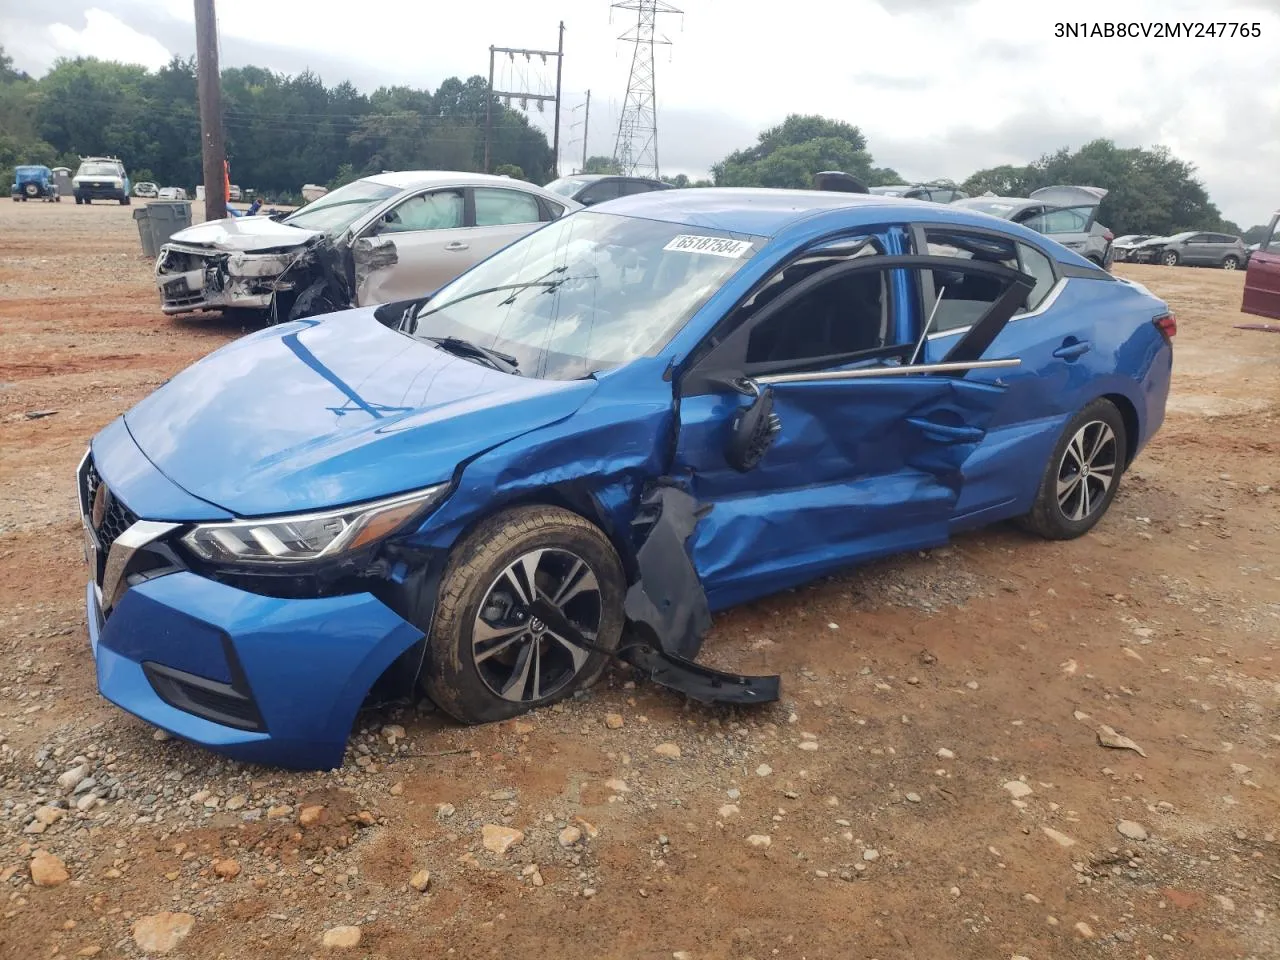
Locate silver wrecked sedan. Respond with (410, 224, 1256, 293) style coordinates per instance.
(154, 171, 581, 321)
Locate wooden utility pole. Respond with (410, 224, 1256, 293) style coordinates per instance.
(551, 21, 565, 176)
(484, 46, 495, 174)
(581, 90, 590, 173)
(194, 0, 227, 221)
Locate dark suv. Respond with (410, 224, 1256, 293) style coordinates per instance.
(543, 174, 671, 207)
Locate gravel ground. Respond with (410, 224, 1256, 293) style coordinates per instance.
(1, 201, 1278, 960)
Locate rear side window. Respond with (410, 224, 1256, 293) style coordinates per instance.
(619, 180, 661, 196)
(1023, 208, 1090, 235)
(1017, 243, 1057, 312)
(474, 188, 542, 226)
(923, 229, 1018, 333)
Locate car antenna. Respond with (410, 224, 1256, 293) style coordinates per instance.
(909, 286, 947, 364)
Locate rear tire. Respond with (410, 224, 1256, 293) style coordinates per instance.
(1019, 399, 1128, 541)
(422, 506, 626, 725)
(1222, 255, 1239, 270)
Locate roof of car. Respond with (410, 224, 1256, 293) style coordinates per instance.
(601, 187, 1028, 238)
(361, 171, 552, 190)
(562, 173, 663, 183)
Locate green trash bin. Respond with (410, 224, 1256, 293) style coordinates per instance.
(133, 200, 192, 259)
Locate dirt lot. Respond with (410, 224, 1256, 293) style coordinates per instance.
(1, 201, 1277, 960)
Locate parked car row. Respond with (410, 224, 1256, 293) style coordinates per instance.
(1119, 231, 1249, 269)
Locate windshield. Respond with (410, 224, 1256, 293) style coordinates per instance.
(283, 179, 399, 234)
(76, 162, 119, 178)
(544, 176, 590, 198)
(400, 211, 762, 380)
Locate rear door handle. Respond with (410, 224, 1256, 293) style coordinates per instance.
(1053, 339, 1092, 360)
(444, 241, 469, 251)
(906, 418, 985, 444)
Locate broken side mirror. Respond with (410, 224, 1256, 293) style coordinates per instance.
(725, 378, 781, 473)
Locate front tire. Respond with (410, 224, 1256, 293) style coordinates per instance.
(1161, 250, 1179, 267)
(1222, 255, 1239, 270)
(422, 506, 626, 725)
(1019, 399, 1127, 541)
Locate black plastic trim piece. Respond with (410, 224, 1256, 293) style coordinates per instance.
(143, 649, 265, 733)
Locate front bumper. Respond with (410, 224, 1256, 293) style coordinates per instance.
(80, 425, 427, 769)
(86, 571, 424, 769)
(75, 183, 125, 199)
(155, 244, 294, 315)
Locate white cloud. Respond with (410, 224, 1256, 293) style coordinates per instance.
(2, 0, 1277, 224)
(47, 8, 172, 70)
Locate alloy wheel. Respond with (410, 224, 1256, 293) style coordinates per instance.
(1162, 251, 1178, 266)
(1222, 257, 1238, 271)
(470, 548, 601, 702)
(1056, 421, 1118, 522)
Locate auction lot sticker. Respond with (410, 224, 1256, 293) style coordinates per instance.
(663, 234, 754, 258)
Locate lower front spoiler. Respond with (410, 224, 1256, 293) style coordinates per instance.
(86, 574, 425, 770)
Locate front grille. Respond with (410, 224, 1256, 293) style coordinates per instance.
(83, 459, 138, 554)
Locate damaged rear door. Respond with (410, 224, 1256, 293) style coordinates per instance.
(675, 250, 1033, 610)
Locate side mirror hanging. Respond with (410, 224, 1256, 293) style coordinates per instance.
(725, 379, 782, 473)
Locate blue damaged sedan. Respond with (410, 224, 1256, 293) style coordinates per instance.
(78, 189, 1174, 769)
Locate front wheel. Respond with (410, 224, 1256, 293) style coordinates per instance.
(120, 196, 130, 205)
(1019, 399, 1128, 540)
(1161, 250, 1179, 267)
(1221, 255, 1239, 270)
(422, 505, 626, 725)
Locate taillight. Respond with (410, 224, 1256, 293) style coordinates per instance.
(1154, 313, 1176, 341)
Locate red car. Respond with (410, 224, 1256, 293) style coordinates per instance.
(1243, 211, 1280, 320)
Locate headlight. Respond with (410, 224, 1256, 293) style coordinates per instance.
(181, 485, 447, 565)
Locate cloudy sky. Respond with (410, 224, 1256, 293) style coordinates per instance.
(3, 0, 1277, 225)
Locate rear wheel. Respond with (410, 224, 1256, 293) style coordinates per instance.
(1161, 250, 1179, 267)
(1222, 255, 1239, 270)
(422, 506, 626, 725)
(1019, 399, 1128, 540)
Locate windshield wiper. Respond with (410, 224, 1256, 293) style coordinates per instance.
(426, 336, 520, 375)
(411, 267, 570, 326)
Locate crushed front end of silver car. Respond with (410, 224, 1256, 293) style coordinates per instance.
(155, 242, 306, 315)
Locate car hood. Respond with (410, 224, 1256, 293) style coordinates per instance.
(165, 216, 322, 252)
(1134, 236, 1173, 247)
(123, 307, 598, 516)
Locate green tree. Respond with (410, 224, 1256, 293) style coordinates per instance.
(964, 140, 1228, 236)
(712, 114, 900, 189)
(582, 155, 622, 175)
(493, 163, 525, 179)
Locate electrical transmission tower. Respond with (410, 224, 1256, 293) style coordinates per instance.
(611, 0, 681, 178)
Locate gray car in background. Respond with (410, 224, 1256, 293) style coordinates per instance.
(952, 185, 1114, 268)
(1132, 231, 1249, 269)
(868, 182, 968, 203)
